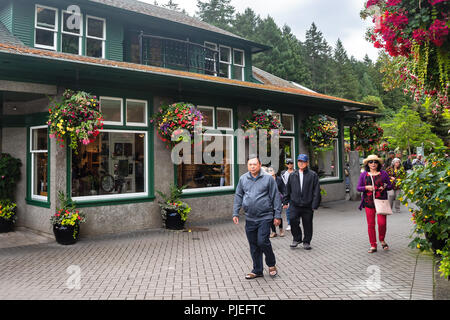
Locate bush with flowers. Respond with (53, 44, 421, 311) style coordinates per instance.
(241, 109, 284, 136)
(0, 199, 17, 223)
(302, 114, 338, 151)
(398, 152, 449, 277)
(361, 0, 449, 117)
(47, 89, 104, 153)
(150, 102, 204, 149)
(0, 153, 21, 201)
(50, 191, 86, 239)
(351, 118, 384, 153)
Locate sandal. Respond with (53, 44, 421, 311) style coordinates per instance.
(269, 266, 278, 277)
(245, 273, 263, 280)
(270, 232, 277, 238)
(368, 247, 377, 253)
(382, 243, 389, 250)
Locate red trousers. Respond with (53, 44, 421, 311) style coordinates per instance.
(365, 207, 387, 248)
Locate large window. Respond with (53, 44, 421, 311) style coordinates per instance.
(30, 126, 49, 201)
(177, 134, 234, 192)
(71, 130, 147, 200)
(86, 16, 106, 58)
(35, 5, 58, 50)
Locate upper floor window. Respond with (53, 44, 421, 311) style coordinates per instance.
(232, 49, 245, 81)
(204, 42, 218, 76)
(86, 16, 106, 58)
(61, 10, 83, 55)
(219, 45, 231, 79)
(35, 5, 58, 50)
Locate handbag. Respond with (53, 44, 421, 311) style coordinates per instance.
(369, 174, 393, 215)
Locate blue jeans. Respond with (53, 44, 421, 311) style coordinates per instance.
(245, 219, 276, 275)
(286, 207, 291, 225)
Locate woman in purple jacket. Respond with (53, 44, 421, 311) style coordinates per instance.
(357, 155, 393, 253)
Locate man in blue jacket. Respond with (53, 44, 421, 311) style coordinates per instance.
(283, 154, 321, 250)
(233, 155, 282, 279)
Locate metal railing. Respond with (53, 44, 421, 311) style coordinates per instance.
(138, 31, 220, 76)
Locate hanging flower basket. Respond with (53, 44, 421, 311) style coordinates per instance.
(47, 89, 104, 153)
(150, 102, 204, 148)
(302, 114, 338, 151)
(351, 118, 384, 153)
(241, 109, 284, 137)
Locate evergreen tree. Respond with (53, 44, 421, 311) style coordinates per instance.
(196, 0, 235, 31)
(232, 8, 260, 40)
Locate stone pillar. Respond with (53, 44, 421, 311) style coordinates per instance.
(348, 150, 361, 201)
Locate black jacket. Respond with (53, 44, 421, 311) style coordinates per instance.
(282, 168, 321, 210)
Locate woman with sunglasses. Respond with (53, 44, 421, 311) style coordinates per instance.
(357, 155, 393, 253)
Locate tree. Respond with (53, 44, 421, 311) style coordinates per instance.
(381, 106, 444, 154)
(231, 8, 260, 39)
(196, 0, 235, 31)
(361, 95, 391, 116)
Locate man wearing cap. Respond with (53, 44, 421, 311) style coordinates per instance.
(283, 154, 321, 250)
(280, 158, 295, 230)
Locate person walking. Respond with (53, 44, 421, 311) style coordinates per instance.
(403, 154, 413, 172)
(386, 158, 405, 213)
(280, 158, 295, 231)
(233, 155, 282, 279)
(357, 154, 393, 253)
(282, 154, 321, 250)
(267, 167, 286, 238)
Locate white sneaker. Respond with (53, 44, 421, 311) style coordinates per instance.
(286, 225, 291, 231)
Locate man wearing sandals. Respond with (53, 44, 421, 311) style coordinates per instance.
(233, 155, 282, 279)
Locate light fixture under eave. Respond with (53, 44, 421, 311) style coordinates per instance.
(343, 105, 361, 112)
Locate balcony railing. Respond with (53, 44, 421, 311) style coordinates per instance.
(138, 32, 220, 76)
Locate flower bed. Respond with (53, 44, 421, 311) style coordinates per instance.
(48, 89, 104, 152)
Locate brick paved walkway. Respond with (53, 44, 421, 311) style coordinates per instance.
(0, 200, 434, 300)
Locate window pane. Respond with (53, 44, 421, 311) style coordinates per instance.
(197, 107, 214, 127)
(62, 34, 80, 54)
(36, 7, 56, 29)
(63, 12, 81, 34)
(219, 63, 230, 78)
(71, 131, 146, 197)
(281, 114, 294, 132)
(232, 65, 243, 80)
(310, 139, 338, 179)
(86, 38, 103, 58)
(35, 29, 55, 47)
(100, 98, 122, 123)
(217, 109, 232, 128)
(32, 128, 48, 151)
(87, 18, 104, 38)
(177, 135, 233, 189)
(219, 47, 230, 63)
(127, 100, 146, 124)
(234, 50, 244, 66)
(33, 153, 48, 197)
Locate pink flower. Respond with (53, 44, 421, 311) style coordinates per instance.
(82, 138, 90, 145)
(428, 0, 447, 5)
(429, 19, 449, 47)
(386, 0, 402, 6)
(366, 0, 380, 8)
(412, 28, 429, 45)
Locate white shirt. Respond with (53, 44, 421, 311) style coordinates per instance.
(282, 170, 293, 185)
(299, 170, 304, 192)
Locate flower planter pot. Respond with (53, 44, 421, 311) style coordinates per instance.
(165, 210, 185, 230)
(53, 223, 80, 245)
(0, 218, 14, 233)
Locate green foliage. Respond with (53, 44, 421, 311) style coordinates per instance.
(0, 153, 22, 201)
(398, 153, 449, 277)
(0, 199, 17, 223)
(156, 185, 191, 222)
(436, 249, 450, 278)
(381, 106, 444, 153)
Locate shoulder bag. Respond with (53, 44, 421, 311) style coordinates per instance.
(369, 173, 393, 215)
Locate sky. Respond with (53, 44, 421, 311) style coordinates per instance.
(141, 0, 380, 62)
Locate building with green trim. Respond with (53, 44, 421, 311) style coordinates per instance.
(0, 0, 374, 236)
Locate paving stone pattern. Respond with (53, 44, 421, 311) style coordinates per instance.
(0, 201, 434, 300)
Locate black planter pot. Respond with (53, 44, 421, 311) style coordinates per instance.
(165, 210, 185, 230)
(0, 218, 14, 233)
(53, 223, 80, 245)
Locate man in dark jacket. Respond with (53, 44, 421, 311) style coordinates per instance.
(233, 155, 282, 279)
(283, 154, 321, 250)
